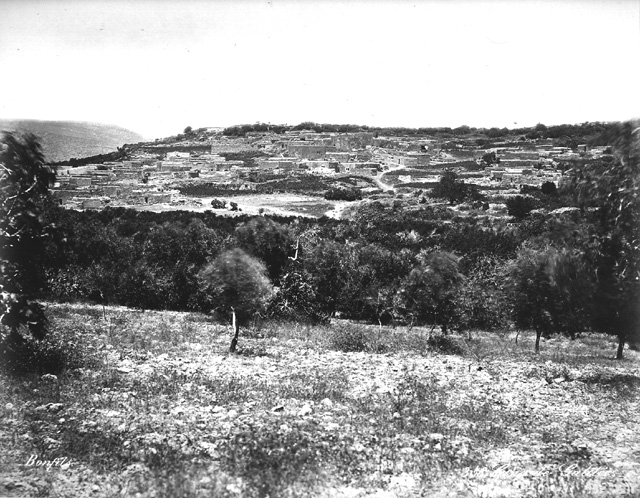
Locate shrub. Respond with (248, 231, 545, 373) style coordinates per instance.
(454, 256, 511, 331)
(0, 323, 98, 375)
(506, 195, 537, 220)
(394, 251, 464, 333)
(427, 334, 464, 355)
(324, 187, 362, 201)
(329, 323, 386, 353)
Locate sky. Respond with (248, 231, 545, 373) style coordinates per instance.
(1, 0, 639, 139)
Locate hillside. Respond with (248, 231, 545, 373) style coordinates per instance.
(0, 119, 144, 162)
(0, 303, 638, 497)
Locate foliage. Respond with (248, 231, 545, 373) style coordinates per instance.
(268, 269, 327, 324)
(426, 333, 464, 355)
(430, 171, 484, 205)
(540, 181, 557, 196)
(506, 195, 538, 220)
(328, 322, 386, 353)
(234, 217, 294, 283)
(394, 251, 464, 332)
(0, 132, 56, 342)
(455, 255, 511, 331)
(0, 321, 99, 375)
(210, 198, 226, 209)
(323, 187, 362, 201)
(199, 248, 274, 326)
(507, 246, 594, 351)
(562, 120, 640, 357)
(481, 151, 500, 166)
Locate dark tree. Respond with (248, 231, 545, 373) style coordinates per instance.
(394, 251, 463, 334)
(0, 132, 56, 345)
(481, 151, 500, 166)
(234, 217, 294, 283)
(540, 181, 557, 196)
(563, 120, 640, 358)
(506, 195, 537, 220)
(508, 247, 593, 353)
(199, 249, 273, 352)
(430, 171, 479, 205)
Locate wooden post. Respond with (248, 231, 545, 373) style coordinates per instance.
(616, 334, 625, 360)
(230, 308, 239, 353)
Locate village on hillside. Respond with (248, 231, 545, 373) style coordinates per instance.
(50, 127, 610, 217)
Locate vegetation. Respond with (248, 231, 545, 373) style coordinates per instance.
(323, 187, 362, 201)
(430, 171, 485, 205)
(0, 132, 57, 371)
(199, 249, 273, 352)
(506, 195, 538, 220)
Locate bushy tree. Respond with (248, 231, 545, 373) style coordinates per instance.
(199, 249, 273, 352)
(0, 132, 56, 347)
(268, 268, 327, 324)
(394, 251, 463, 333)
(455, 255, 511, 332)
(481, 151, 500, 166)
(563, 120, 640, 358)
(506, 195, 537, 220)
(540, 181, 557, 196)
(235, 217, 294, 283)
(507, 246, 593, 353)
(430, 171, 484, 205)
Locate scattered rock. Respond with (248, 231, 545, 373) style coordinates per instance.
(298, 403, 313, 416)
(34, 403, 64, 413)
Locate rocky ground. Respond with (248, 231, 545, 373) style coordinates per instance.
(1, 303, 639, 497)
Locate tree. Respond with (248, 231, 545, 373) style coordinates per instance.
(394, 251, 463, 334)
(506, 195, 537, 220)
(199, 249, 273, 352)
(540, 181, 557, 196)
(481, 151, 500, 166)
(184, 126, 193, 134)
(455, 255, 511, 333)
(0, 132, 56, 347)
(430, 171, 481, 205)
(563, 120, 640, 358)
(507, 246, 593, 353)
(234, 217, 294, 283)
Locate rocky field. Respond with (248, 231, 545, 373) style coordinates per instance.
(1, 303, 639, 497)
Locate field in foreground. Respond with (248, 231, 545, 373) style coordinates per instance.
(1, 303, 639, 497)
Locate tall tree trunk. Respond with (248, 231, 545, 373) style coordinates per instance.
(616, 334, 625, 360)
(230, 308, 239, 353)
(535, 328, 541, 354)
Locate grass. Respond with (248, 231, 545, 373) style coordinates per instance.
(1, 302, 639, 497)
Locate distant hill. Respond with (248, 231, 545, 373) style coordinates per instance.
(0, 119, 144, 163)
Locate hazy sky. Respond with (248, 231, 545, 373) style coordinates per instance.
(1, 0, 638, 139)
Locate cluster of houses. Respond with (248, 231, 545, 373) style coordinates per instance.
(51, 129, 607, 210)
